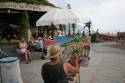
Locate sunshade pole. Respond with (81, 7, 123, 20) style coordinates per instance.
(68, 23, 71, 36)
(78, 71, 80, 83)
(67, 4, 72, 36)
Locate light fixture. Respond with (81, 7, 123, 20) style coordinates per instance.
(8, 9, 11, 13)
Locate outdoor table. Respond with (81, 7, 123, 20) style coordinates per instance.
(0, 57, 23, 83)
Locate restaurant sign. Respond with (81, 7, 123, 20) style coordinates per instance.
(0, 2, 56, 11)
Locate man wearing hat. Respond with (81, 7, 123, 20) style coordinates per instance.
(41, 44, 79, 83)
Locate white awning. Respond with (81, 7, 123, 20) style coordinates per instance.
(0, 2, 57, 12)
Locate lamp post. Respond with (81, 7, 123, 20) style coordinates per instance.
(67, 4, 71, 36)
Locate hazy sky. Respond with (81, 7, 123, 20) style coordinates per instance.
(48, 0, 125, 33)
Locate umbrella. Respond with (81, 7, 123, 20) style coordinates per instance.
(36, 9, 86, 26)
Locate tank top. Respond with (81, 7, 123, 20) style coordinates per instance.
(42, 62, 68, 83)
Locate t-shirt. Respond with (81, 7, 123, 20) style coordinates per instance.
(36, 40, 43, 49)
(42, 62, 68, 83)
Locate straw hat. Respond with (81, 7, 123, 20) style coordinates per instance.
(45, 44, 64, 59)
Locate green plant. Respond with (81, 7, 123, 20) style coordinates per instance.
(84, 20, 92, 36)
(72, 36, 83, 42)
(22, 11, 31, 42)
(0, 39, 17, 45)
(0, 0, 55, 7)
(72, 23, 76, 35)
(91, 33, 99, 42)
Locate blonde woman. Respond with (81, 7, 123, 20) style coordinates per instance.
(18, 38, 31, 64)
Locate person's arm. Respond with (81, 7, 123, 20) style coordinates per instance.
(19, 42, 21, 49)
(64, 63, 79, 74)
(25, 43, 28, 48)
(64, 56, 80, 74)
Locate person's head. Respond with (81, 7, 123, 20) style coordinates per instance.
(44, 34, 48, 38)
(38, 36, 42, 40)
(20, 38, 26, 43)
(47, 44, 64, 60)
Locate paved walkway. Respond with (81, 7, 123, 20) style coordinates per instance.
(20, 42, 125, 83)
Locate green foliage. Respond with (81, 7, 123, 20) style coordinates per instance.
(62, 24, 66, 32)
(72, 23, 76, 35)
(22, 11, 30, 41)
(85, 21, 91, 28)
(0, 39, 17, 45)
(59, 24, 63, 30)
(91, 33, 99, 42)
(58, 24, 66, 34)
(51, 23, 57, 30)
(84, 20, 92, 36)
(22, 11, 30, 29)
(71, 47, 80, 55)
(0, 0, 55, 7)
(72, 35, 83, 42)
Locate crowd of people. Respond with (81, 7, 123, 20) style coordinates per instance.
(15, 29, 64, 63)
(0, 28, 85, 83)
(13, 32, 80, 82)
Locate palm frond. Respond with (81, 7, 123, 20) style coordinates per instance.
(0, 0, 55, 7)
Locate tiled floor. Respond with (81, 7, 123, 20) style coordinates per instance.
(20, 42, 125, 83)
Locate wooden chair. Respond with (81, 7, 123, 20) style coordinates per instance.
(20, 50, 32, 64)
(67, 73, 80, 83)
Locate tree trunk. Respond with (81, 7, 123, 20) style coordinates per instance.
(88, 27, 91, 36)
(22, 11, 31, 42)
(72, 24, 76, 36)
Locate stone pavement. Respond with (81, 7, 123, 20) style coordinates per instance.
(20, 42, 125, 83)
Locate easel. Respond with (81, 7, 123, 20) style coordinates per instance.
(62, 43, 81, 83)
(61, 37, 91, 83)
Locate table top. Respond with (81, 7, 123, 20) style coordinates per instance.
(0, 57, 18, 63)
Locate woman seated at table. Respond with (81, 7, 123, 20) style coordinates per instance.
(18, 38, 32, 64)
